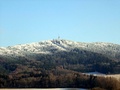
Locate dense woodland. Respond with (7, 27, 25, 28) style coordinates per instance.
(0, 48, 120, 89)
(0, 69, 120, 90)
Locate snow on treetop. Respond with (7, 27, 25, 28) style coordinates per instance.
(0, 39, 120, 58)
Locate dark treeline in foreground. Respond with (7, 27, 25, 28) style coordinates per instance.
(0, 69, 120, 90)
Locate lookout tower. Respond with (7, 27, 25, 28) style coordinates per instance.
(58, 36, 60, 39)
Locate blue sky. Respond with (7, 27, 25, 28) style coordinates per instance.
(0, 0, 120, 47)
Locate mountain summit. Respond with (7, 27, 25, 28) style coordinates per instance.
(0, 39, 120, 60)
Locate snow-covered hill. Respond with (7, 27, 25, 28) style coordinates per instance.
(0, 39, 120, 60)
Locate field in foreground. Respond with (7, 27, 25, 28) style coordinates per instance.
(106, 74, 120, 80)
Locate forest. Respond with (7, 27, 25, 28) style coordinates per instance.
(0, 48, 120, 89)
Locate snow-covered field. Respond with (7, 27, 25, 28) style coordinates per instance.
(106, 74, 120, 80)
(83, 72, 120, 80)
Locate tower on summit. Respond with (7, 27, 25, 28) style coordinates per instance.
(58, 36, 60, 39)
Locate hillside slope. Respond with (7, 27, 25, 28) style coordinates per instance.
(0, 39, 120, 88)
(0, 39, 120, 74)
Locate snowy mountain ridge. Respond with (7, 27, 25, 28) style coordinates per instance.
(0, 39, 120, 59)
